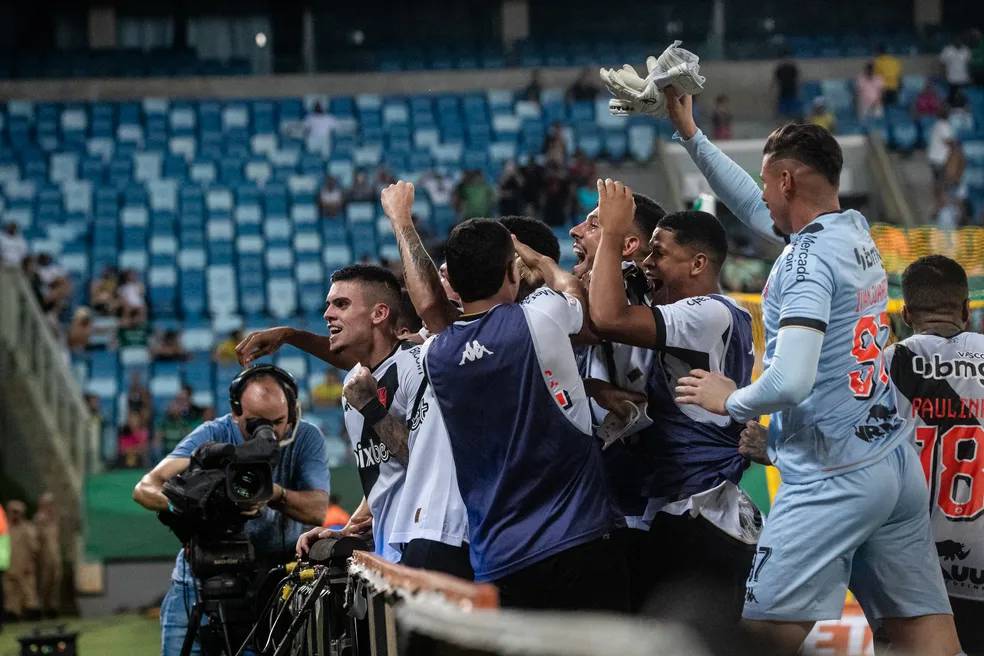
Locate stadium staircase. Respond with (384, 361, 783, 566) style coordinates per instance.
(0, 266, 97, 580)
(866, 131, 917, 227)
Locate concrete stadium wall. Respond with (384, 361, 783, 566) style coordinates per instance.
(0, 55, 938, 120)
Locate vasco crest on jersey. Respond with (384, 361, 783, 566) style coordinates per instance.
(854, 403, 903, 442)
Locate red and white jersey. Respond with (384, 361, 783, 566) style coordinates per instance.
(886, 331, 984, 601)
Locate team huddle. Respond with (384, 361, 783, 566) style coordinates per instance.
(229, 82, 981, 655)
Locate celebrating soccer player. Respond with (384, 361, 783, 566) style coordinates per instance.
(659, 86, 960, 654)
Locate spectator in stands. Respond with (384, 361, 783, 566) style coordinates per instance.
(521, 160, 546, 217)
(117, 306, 147, 347)
(150, 328, 189, 362)
(914, 79, 943, 118)
(303, 102, 339, 156)
(347, 170, 375, 203)
(522, 69, 543, 104)
(126, 370, 151, 427)
(373, 166, 396, 197)
(118, 269, 146, 324)
(418, 168, 455, 206)
(874, 44, 902, 106)
(117, 410, 150, 468)
(32, 492, 60, 618)
(318, 175, 344, 217)
(67, 307, 92, 353)
(541, 161, 574, 226)
(941, 34, 972, 105)
(213, 329, 243, 365)
(544, 122, 567, 165)
(311, 370, 344, 408)
(498, 161, 525, 216)
(568, 149, 596, 185)
(772, 49, 800, 119)
(35, 253, 72, 314)
(452, 169, 495, 222)
(807, 97, 837, 133)
(855, 62, 885, 119)
(566, 67, 599, 102)
(4, 500, 39, 622)
(928, 104, 959, 210)
(22, 256, 68, 333)
(322, 495, 350, 530)
(0, 222, 27, 267)
(89, 266, 120, 316)
(711, 94, 733, 140)
(152, 388, 201, 463)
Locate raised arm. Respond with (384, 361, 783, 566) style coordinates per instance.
(236, 327, 343, 367)
(381, 181, 459, 334)
(664, 88, 784, 245)
(587, 179, 661, 347)
(512, 236, 595, 342)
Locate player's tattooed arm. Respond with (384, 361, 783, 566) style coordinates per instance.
(343, 365, 410, 466)
(589, 178, 661, 348)
(382, 181, 459, 334)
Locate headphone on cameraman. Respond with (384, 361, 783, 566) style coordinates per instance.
(229, 364, 302, 446)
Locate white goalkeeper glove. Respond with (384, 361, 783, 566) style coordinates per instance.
(600, 40, 706, 118)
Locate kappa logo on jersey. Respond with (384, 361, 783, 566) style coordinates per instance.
(459, 340, 494, 365)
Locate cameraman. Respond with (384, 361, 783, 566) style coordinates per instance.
(133, 366, 330, 656)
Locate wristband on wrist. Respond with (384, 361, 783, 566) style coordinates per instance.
(357, 396, 388, 425)
(270, 484, 287, 508)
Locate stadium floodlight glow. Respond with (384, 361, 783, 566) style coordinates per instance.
(255, 32, 267, 48)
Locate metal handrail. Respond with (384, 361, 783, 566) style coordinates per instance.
(0, 266, 99, 486)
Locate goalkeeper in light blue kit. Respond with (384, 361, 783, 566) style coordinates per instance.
(602, 46, 962, 655)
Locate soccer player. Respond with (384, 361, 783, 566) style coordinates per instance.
(237, 265, 470, 576)
(886, 255, 984, 654)
(663, 87, 960, 654)
(418, 218, 627, 610)
(570, 191, 665, 611)
(589, 180, 758, 621)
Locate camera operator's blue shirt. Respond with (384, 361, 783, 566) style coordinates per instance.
(166, 414, 331, 583)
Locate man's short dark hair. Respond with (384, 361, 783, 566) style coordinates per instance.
(499, 216, 560, 262)
(397, 289, 423, 333)
(902, 255, 968, 313)
(330, 264, 402, 317)
(763, 123, 843, 187)
(656, 211, 728, 271)
(445, 219, 513, 303)
(632, 193, 666, 241)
